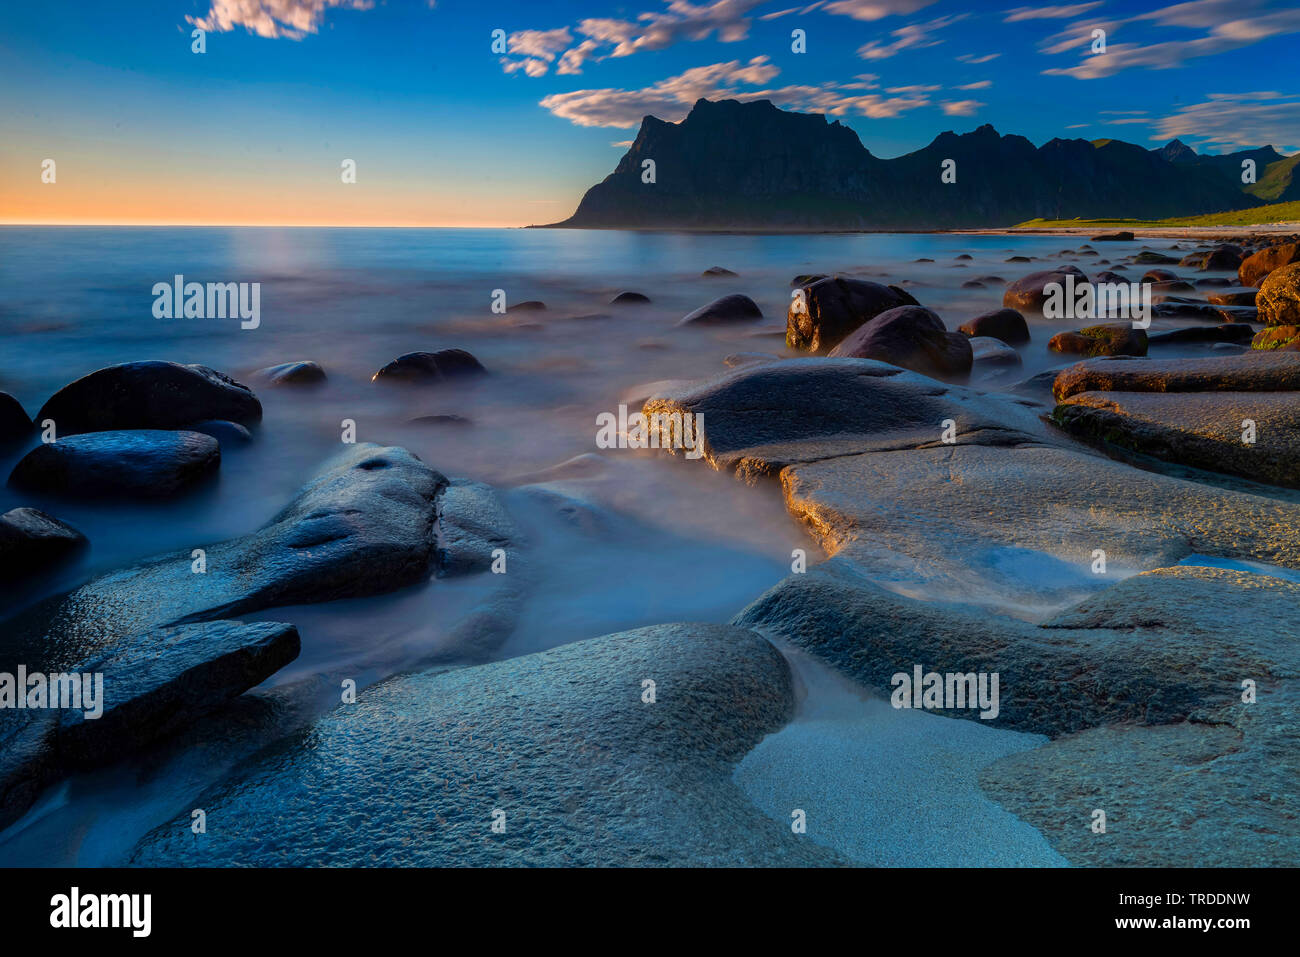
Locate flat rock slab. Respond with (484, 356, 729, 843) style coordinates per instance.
(1055, 390, 1300, 488)
(129, 623, 839, 866)
(0, 619, 300, 831)
(1053, 352, 1300, 401)
(0, 444, 446, 671)
(8, 430, 220, 498)
(0, 507, 86, 582)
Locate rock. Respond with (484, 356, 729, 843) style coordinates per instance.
(372, 349, 488, 384)
(1048, 323, 1148, 358)
(1091, 231, 1134, 241)
(1196, 277, 1234, 287)
(506, 300, 547, 312)
(1206, 290, 1257, 307)
(968, 337, 1022, 367)
(408, 414, 473, 427)
(1257, 262, 1300, 326)
(8, 430, 220, 498)
(1180, 246, 1241, 271)
(1239, 242, 1300, 287)
(0, 393, 31, 443)
(959, 307, 1030, 345)
(1148, 324, 1256, 346)
(791, 274, 827, 286)
(1094, 270, 1128, 284)
(722, 352, 781, 368)
(1252, 326, 1300, 351)
(0, 444, 445, 669)
(1151, 280, 1195, 294)
(1133, 250, 1178, 265)
(610, 291, 651, 305)
(1052, 352, 1300, 400)
(188, 419, 253, 446)
(1142, 268, 1178, 284)
(787, 276, 918, 352)
(702, 266, 737, 277)
(36, 361, 261, 436)
(129, 622, 836, 867)
(1005, 256, 1032, 263)
(1054, 390, 1300, 487)
(0, 620, 300, 832)
(0, 508, 86, 582)
(678, 294, 763, 326)
(961, 280, 986, 289)
(827, 306, 972, 381)
(955, 254, 972, 260)
(1002, 266, 1087, 311)
(254, 361, 326, 386)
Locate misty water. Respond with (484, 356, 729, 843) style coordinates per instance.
(0, 226, 1224, 865)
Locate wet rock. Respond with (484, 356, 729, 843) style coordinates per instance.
(1150, 280, 1195, 294)
(1133, 251, 1178, 265)
(1005, 256, 1032, 263)
(1258, 262, 1300, 326)
(610, 291, 651, 305)
(678, 294, 763, 326)
(1093, 270, 1128, 284)
(961, 280, 986, 289)
(1239, 242, 1300, 287)
(1180, 246, 1241, 271)
(189, 419, 253, 446)
(791, 274, 827, 286)
(1002, 266, 1087, 311)
(0, 393, 31, 444)
(722, 352, 781, 368)
(702, 266, 737, 277)
(0, 619, 300, 832)
(1197, 277, 1234, 287)
(1206, 290, 1257, 307)
(408, 413, 473, 427)
(1142, 268, 1178, 284)
(0, 444, 445, 668)
(1147, 324, 1256, 346)
(129, 623, 835, 867)
(36, 361, 261, 436)
(506, 300, 547, 312)
(1091, 231, 1134, 241)
(0, 508, 86, 582)
(1048, 323, 1147, 358)
(959, 308, 1030, 345)
(827, 306, 972, 381)
(8, 430, 220, 499)
(372, 349, 488, 384)
(1054, 390, 1300, 487)
(968, 337, 1022, 368)
(787, 277, 918, 352)
(254, 361, 326, 386)
(1252, 326, 1300, 351)
(1052, 352, 1300, 401)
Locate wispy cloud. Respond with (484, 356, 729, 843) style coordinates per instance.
(1152, 91, 1300, 151)
(538, 58, 931, 127)
(857, 13, 966, 59)
(822, 0, 936, 20)
(954, 80, 992, 89)
(187, 0, 373, 39)
(956, 52, 1000, 63)
(941, 99, 984, 116)
(1003, 2, 1103, 21)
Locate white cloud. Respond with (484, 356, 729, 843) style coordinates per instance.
(822, 0, 936, 20)
(1003, 2, 1103, 21)
(857, 13, 966, 59)
(956, 52, 1000, 63)
(954, 80, 992, 89)
(187, 0, 373, 39)
(887, 84, 941, 92)
(1152, 92, 1300, 152)
(941, 99, 984, 116)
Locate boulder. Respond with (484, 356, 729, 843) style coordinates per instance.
(787, 277, 918, 352)
(8, 430, 220, 498)
(1206, 290, 1257, 307)
(1091, 231, 1134, 241)
(702, 266, 737, 277)
(1133, 251, 1178, 265)
(968, 337, 1022, 368)
(610, 291, 651, 305)
(506, 300, 546, 312)
(791, 274, 827, 286)
(678, 294, 763, 326)
(254, 361, 326, 386)
(1148, 324, 1256, 346)
(1257, 262, 1300, 326)
(827, 306, 972, 381)
(189, 419, 253, 446)
(1002, 266, 1087, 311)
(1180, 246, 1241, 271)
(1239, 242, 1300, 287)
(1053, 352, 1300, 400)
(0, 392, 31, 443)
(372, 349, 487, 384)
(0, 508, 86, 582)
(1047, 323, 1148, 358)
(1252, 326, 1300, 351)
(35, 361, 261, 436)
(0, 619, 300, 832)
(1142, 268, 1178, 284)
(129, 623, 835, 867)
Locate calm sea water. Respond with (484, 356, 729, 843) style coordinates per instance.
(0, 226, 1203, 864)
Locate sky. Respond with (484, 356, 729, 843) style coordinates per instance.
(1, 0, 1297, 226)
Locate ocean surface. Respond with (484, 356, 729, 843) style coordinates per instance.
(0, 226, 1208, 865)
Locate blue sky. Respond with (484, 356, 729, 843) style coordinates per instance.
(2, 0, 1297, 225)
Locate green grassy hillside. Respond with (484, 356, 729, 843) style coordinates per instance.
(1014, 199, 1300, 229)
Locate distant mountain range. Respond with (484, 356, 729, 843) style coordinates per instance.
(544, 98, 1298, 230)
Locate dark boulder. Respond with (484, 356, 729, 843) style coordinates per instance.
(1252, 326, 1300, 351)
(1048, 323, 1148, 358)
(958, 307, 1030, 345)
(0, 392, 32, 444)
(1002, 266, 1087, 311)
(36, 361, 261, 436)
(1091, 231, 1134, 241)
(254, 361, 326, 386)
(0, 508, 86, 582)
(1148, 325, 1256, 346)
(610, 291, 651, 305)
(8, 430, 220, 499)
(1133, 251, 1178, 265)
(787, 276, 917, 352)
(678, 294, 763, 326)
(506, 300, 547, 312)
(828, 306, 972, 381)
(1239, 242, 1300, 287)
(702, 266, 738, 277)
(372, 349, 488, 384)
(1258, 262, 1300, 327)
(1142, 269, 1178, 284)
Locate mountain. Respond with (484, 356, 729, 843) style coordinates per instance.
(547, 98, 1274, 230)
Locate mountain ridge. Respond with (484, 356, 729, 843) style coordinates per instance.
(545, 98, 1289, 230)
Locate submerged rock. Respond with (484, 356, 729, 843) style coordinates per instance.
(828, 306, 972, 381)
(678, 294, 763, 326)
(1091, 231, 1134, 241)
(1002, 266, 1086, 311)
(610, 291, 651, 305)
(254, 361, 326, 386)
(1148, 324, 1255, 346)
(1048, 323, 1147, 358)
(8, 430, 220, 498)
(0, 393, 31, 444)
(372, 349, 487, 384)
(129, 623, 835, 867)
(506, 300, 547, 312)
(1052, 352, 1300, 400)
(0, 620, 300, 832)
(0, 507, 86, 582)
(702, 266, 738, 277)
(787, 277, 917, 352)
(958, 307, 1029, 345)
(968, 336, 1022, 367)
(36, 361, 261, 436)
(1206, 290, 1257, 307)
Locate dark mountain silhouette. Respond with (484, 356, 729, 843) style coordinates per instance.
(546, 98, 1277, 230)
